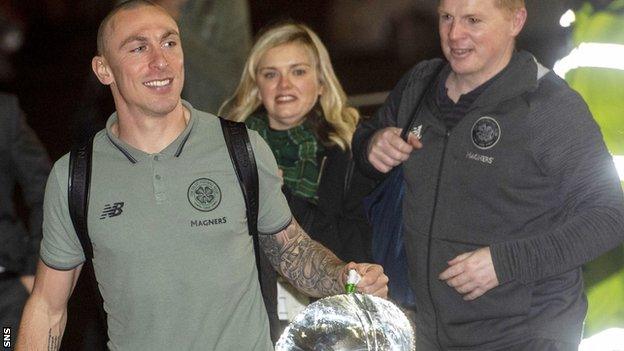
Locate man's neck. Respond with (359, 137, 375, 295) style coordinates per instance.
(112, 104, 189, 154)
(445, 53, 514, 103)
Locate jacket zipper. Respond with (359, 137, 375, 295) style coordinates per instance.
(426, 130, 450, 349)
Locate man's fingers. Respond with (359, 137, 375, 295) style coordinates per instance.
(448, 252, 472, 265)
(439, 263, 464, 281)
(445, 273, 470, 288)
(406, 133, 423, 149)
(369, 158, 392, 173)
(360, 277, 389, 298)
(372, 137, 412, 161)
(439, 247, 499, 301)
(370, 285, 389, 299)
(387, 133, 415, 154)
(454, 279, 479, 294)
(371, 148, 404, 167)
(368, 127, 416, 172)
(463, 288, 485, 301)
(352, 263, 389, 298)
(355, 263, 383, 284)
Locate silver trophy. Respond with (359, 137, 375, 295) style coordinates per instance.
(276, 293, 415, 351)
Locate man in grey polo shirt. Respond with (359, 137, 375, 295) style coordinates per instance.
(16, 1, 388, 350)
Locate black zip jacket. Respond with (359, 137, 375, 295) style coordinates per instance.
(353, 51, 624, 350)
(284, 145, 375, 263)
(0, 94, 51, 275)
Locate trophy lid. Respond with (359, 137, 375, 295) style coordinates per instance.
(276, 293, 415, 351)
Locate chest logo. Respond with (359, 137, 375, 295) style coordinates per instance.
(471, 116, 501, 150)
(100, 202, 124, 219)
(187, 178, 221, 212)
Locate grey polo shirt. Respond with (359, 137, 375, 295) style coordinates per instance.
(40, 101, 291, 350)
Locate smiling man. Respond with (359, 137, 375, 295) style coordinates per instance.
(15, 1, 388, 350)
(353, 0, 624, 350)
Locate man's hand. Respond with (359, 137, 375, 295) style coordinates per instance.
(438, 247, 499, 301)
(341, 262, 389, 298)
(367, 127, 422, 173)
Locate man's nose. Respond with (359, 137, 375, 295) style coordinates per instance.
(449, 21, 464, 41)
(150, 48, 169, 70)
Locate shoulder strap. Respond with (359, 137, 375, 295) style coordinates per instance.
(68, 136, 109, 345)
(219, 118, 262, 284)
(219, 118, 259, 237)
(69, 137, 94, 259)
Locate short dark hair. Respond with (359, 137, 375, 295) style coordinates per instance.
(438, 0, 525, 12)
(96, 0, 158, 55)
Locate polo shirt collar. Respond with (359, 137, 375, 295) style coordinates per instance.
(105, 100, 196, 163)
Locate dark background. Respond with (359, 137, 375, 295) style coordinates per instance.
(0, 0, 610, 349)
(0, 0, 579, 161)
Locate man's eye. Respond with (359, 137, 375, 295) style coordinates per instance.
(164, 41, 177, 48)
(440, 14, 453, 21)
(468, 17, 481, 24)
(131, 45, 146, 53)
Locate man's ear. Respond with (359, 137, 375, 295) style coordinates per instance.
(92, 56, 114, 85)
(510, 7, 527, 37)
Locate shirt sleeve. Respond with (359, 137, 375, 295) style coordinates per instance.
(491, 77, 624, 284)
(39, 155, 86, 270)
(248, 130, 292, 235)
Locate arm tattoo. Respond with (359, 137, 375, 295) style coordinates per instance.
(47, 329, 61, 351)
(259, 219, 345, 297)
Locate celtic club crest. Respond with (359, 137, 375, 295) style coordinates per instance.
(187, 178, 222, 212)
(471, 116, 501, 150)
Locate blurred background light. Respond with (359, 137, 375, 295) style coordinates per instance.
(614, 156, 624, 181)
(579, 328, 624, 351)
(554, 43, 624, 78)
(560, 9, 576, 27)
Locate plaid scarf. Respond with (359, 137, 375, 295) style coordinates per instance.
(246, 112, 323, 203)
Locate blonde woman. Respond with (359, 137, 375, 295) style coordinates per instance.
(222, 21, 374, 262)
(221, 22, 376, 339)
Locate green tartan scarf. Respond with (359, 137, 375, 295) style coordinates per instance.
(246, 112, 323, 202)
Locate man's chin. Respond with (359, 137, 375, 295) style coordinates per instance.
(143, 99, 182, 118)
(154, 95, 181, 109)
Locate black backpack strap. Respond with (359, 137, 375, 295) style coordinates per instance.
(219, 118, 260, 266)
(220, 118, 282, 341)
(69, 137, 94, 259)
(68, 136, 109, 346)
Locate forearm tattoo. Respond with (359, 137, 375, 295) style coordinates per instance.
(47, 329, 60, 351)
(259, 219, 345, 297)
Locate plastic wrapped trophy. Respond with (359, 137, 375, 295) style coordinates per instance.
(276, 270, 416, 351)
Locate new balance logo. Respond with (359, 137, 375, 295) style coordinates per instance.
(100, 202, 124, 219)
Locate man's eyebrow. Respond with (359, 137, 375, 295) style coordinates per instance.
(118, 30, 180, 50)
(119, 35, 147, 50)
(161, 30, 180, 40)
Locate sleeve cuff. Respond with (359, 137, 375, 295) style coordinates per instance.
(39, 254, 84, 271)
(259, 216, 293, 236)
(354, 136, 386, 181)
(490, 242, 514, 284)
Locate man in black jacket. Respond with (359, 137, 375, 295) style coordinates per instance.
(353, 0, 624, 349)
(0, 93, 50, 342)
